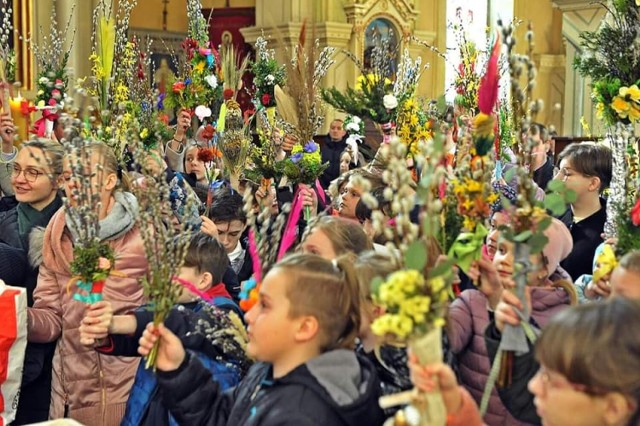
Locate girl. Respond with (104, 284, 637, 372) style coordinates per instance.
(299, 215, 373, 259)
(0, 140, 64, 424)
(354, 251, 412, 415)
(138, 253, 386, 425)
(338, 170, 385, 219)
(448, 217, 576, 425)
(28, 142, 147, 425)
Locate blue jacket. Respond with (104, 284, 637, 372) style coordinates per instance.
(98, 297, 249, 426)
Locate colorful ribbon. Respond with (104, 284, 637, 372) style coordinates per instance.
(72, 280, 105, 304)
(238, 277, 259, 312)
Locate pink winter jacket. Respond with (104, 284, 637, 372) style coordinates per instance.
(448, 287, 570, 426)
(27, 208, 147, 425)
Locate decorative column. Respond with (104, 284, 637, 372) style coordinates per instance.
(552, 0, 606, 136)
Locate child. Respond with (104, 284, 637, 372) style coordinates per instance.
(300, 215, 373, 259)
(137, 253, 386, 426)
(79, 233, 248, 426)
(578, 248, 640, 302)
(555, 142, 612, 280)
(200, 186, 253, 296)
(354, 251, 412, 416)
(448, 217, 575, 425)
(486, 294, 640, 426)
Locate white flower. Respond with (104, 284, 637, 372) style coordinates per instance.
(195, 105, 212, 122)
(265, 74, 275, 84)
(345, 122, 360, 132)
(38, 76, 49, 84)
(383, 94, 398, 110)
(204, 75, 218, 89)
(351, 115, 362, 124)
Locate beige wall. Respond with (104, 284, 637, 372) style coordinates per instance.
(28, 0, 581, 134)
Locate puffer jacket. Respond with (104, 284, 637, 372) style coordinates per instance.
(27, 207, 147, 426)
(448, 287, 571, 426)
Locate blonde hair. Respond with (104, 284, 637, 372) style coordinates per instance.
(21, 140, 65, 178)
(274, 253, 361, 352)
(84, 142, 131, 192)
(301, 216, 373, 256)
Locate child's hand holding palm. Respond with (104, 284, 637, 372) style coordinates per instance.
(138, 323, 186, 372)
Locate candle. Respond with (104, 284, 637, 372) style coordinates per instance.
(9, 93, 29, 144)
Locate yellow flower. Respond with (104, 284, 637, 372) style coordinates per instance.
(463, 216, 476, 231)
(139, 128, 149, 140)
(429, 277, 445, 293)
(487, 193, 499, 204)
(612, 95, 631, 118)
(620, 85, 640, 103)
(404, 98, 415, 110)
(409, 114, 419, 127)
(465, 179, 483, 193)
(194, 61, 206, 73)
(399, 296, 431, 323)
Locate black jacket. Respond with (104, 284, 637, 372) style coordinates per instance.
(319, 135, 348, 190)
(557, 199, 606, 281)
(484, 322, 542, 425)
(157, 349, 386, 426)
(533, 157, 554, 191)
(0, 198, 61, 425)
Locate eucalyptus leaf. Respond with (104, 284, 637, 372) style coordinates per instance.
(513, 230, 533, 242)
(429, 257, 455, 279)
(371, 276, 384, 296)
(565, 189, 577, 204)
(544, 193, 566, 216)
(546, 179, 564, 192)
(405, 240, 428, 271)
(504, 167, 516, 183)
(528, 233, 549, 254)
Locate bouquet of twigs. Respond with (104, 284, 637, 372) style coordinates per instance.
(129, 134, 196, 370)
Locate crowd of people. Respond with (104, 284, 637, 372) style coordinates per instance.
(0, 104, 639, 426)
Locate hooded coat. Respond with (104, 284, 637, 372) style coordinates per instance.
(156, 349, 386, 426)
(27, 192, 147, 425)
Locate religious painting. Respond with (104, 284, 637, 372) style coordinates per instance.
(363, 17, 399, 75)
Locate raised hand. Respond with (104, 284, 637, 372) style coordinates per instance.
(138, 323, 186, 372)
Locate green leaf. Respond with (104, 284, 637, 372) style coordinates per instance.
(429, 257, 455, 279)
(405, 240, 427, 271)
(565, 189, 577, 204)
(544, 193, 566, 216)
(504, 167, 516, 184)
(528, 233, 549, 255)
(513, 230, 533, 242)
(371, 276, 384, 296)
(546, 179, 564, 192)
(436, 95, 447, 115)
(537, 216, 552, 232)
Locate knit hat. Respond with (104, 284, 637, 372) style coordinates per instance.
(542, 217, 573, 275)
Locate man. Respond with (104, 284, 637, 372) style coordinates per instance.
(319, 119, 348, 189)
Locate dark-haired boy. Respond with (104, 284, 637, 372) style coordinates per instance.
(554, 142, 612, 280)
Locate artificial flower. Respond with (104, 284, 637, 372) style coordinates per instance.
(201, 124, 216, 141)
(195, 105, 212, 122)
(261, 93, 271, 106)
(204, 74, 218, 89)
(383, 94, 398, 110)
(223, 88, 234, 100)
(194, 61, 205, 73)
(172, 81, 186, 93)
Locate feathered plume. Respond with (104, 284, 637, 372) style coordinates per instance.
(275, 21, 335, 144)
(478, 31, 501, 115)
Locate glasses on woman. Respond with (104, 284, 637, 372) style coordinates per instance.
(9, 164, 44, 183)
(535, 366, 602, 396)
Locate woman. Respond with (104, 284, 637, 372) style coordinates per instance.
(0, 140, 64, 424)
(28, 142, 147, 425)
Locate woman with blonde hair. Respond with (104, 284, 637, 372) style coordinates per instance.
(28, 142, 147, 425)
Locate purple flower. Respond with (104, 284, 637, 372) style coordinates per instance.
(303, 141, 318, 153)
(291, 153, 303, 164)
(157, 93, 165, 110)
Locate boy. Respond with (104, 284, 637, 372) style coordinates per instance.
(138, 253, 385, 425)
(79, 233, 249, 426)
(554, 142, 612, 280)
(201, 187, 253, 298)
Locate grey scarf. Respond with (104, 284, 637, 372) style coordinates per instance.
(67, 191, 139, 242)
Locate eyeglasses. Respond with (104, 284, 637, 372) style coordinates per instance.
(535, 366, 601, 396)
(10, 164, 44, 183)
